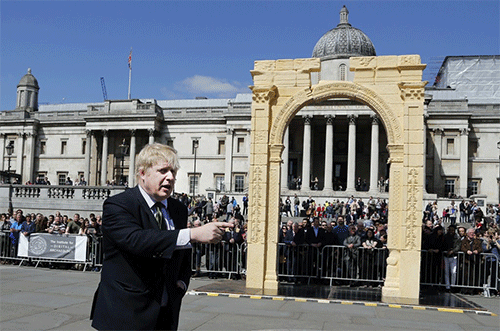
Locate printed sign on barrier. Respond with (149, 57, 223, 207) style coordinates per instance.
(18, 233, 87, 262)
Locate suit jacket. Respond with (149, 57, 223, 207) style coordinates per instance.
(305, 226, 327, 246)
(90, 186, 191, 330)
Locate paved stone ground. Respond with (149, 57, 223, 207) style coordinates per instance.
(1, 265, 498, 331)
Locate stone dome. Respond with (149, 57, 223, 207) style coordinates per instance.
(18, 68, 39, 89)
(312, 6, 376, 60)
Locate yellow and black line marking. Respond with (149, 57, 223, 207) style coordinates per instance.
(187, 291, 498, 317)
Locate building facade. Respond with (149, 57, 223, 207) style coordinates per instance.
(1, 7, 499, 205)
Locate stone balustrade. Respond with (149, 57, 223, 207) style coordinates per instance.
(0, 184, 126, 217)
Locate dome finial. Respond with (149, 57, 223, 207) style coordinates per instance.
(28, 68, 32, 74)
(339, 5, 349, 25)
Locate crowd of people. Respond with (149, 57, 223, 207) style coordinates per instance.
(421, 202, 500, 295)
(1, 193, 499, 295)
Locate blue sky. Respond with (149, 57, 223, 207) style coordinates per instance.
(1, 0, 499, 110)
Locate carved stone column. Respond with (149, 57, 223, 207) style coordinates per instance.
(16, 132, 25, 178)
(280, 127, 289, 191)
(346, 114, 357, 192)
(459, 128, 469, 198)
(128, 129, 137, 187)
(324, 115, 334, 191)
(24, 132, 36, 183)
(148, 129, 155, 144)
(369, 115, 379, 194)
(224, 128, 234, 192)
(247, 86, 276, 292)
(101, 130, 109, 186)
(0, 133, 6, 171)
(84, 130, 92, 184)
(432, 128, 443, 195)
(301, 115, 312, 189)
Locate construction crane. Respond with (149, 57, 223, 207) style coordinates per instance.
(100, 77, 108, 101)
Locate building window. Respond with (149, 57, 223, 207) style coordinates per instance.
(446, 138, 454, 155)
(189, 175, 199, 195)
(215, 175, 225, 191)
(166, 139, 174, 147)
(339, 63, 346, 81)
(57, 172, 68, 186)
(237, 137, 245, 153)
(82, 139, 86, 155)
(40, 141, 46, 155)
(445, 179, 455, 197)
(469, 140, 478, 157)
(234, 175, 245, 192)
(218, 139, 225, 155)
(468, 180, 480, 196)
(61, 140, 67, 155)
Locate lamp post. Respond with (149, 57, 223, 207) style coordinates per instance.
(193, 139, 199, 198)
(119, 139, 129, 186)
(6, 141, 14, 214)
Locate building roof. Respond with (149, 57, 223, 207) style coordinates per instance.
(18, 68, 39, 89)
(312, 6, 376, 60)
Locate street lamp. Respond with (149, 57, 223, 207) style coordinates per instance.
(119, 139, 129, 186)
(193, 139, 199, 198)
(6, 141, 14, 214)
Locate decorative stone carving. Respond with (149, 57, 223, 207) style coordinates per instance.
(460, 128, 470, 136)
(251, 86, 277, 104)
(248, 166, 265, 245)
(303, 115, 312, 125)
(405, 168, 419, 250)
(325, 115, 335, 125)
(348, 114, 357, 125)
(148, 128, 155, 137)
(399, 82, 427, 101)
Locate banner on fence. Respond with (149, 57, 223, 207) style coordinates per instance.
(18, 233, 87, 262)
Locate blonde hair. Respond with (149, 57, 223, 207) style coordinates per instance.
(135, 143, 180, 181)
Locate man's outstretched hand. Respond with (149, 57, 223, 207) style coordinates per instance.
(190, 222, 233, 244)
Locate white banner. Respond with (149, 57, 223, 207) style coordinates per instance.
(18, 233, 87, 262)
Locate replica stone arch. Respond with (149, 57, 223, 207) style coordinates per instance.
(247, 55, 427, 304)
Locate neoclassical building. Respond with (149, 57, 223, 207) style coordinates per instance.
(1, 6, 499, 205)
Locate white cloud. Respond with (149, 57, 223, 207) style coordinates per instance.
(176, 75, 244, 97)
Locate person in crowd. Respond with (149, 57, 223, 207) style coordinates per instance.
(242, 193, 248, 216)
(9, 211, 24, 257)
(443, 224, 460, 291)
(481, 229, 500, 295)
(460, 228, 483, 293)
(223, 217, 244, 279)
(343, 225, 361, 283)
(65, 213, 82, 234)
(78, 219, 90, 235)
(333, 216, 349, 245)
(360, 228, 382, 285)
(293, 194, 300, 217)
(20, 214, 36, 238)
(46, 216, 66, 234)
(203, 197, 214, 220)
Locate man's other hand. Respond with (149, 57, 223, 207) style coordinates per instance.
(190, 222, 234, 244)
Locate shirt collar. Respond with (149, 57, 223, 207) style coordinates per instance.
(138, 185, 168, 210)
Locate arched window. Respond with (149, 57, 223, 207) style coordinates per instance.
(339, 64, 346, 81)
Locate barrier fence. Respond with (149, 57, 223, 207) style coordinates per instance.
(1, 231, 498, 293)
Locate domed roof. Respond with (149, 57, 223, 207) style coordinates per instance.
(18, 68, 39, 89)
(312, 6, 376, 60)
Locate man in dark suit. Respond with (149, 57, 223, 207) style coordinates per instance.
(91, 143, 231, 330)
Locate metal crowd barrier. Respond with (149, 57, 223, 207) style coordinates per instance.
(420, 250, 499, 292)
(2, 231, 497, 293)
(277, 243, 388, 286)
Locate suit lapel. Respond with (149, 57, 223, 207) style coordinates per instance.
(132, 186, 161, 230)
